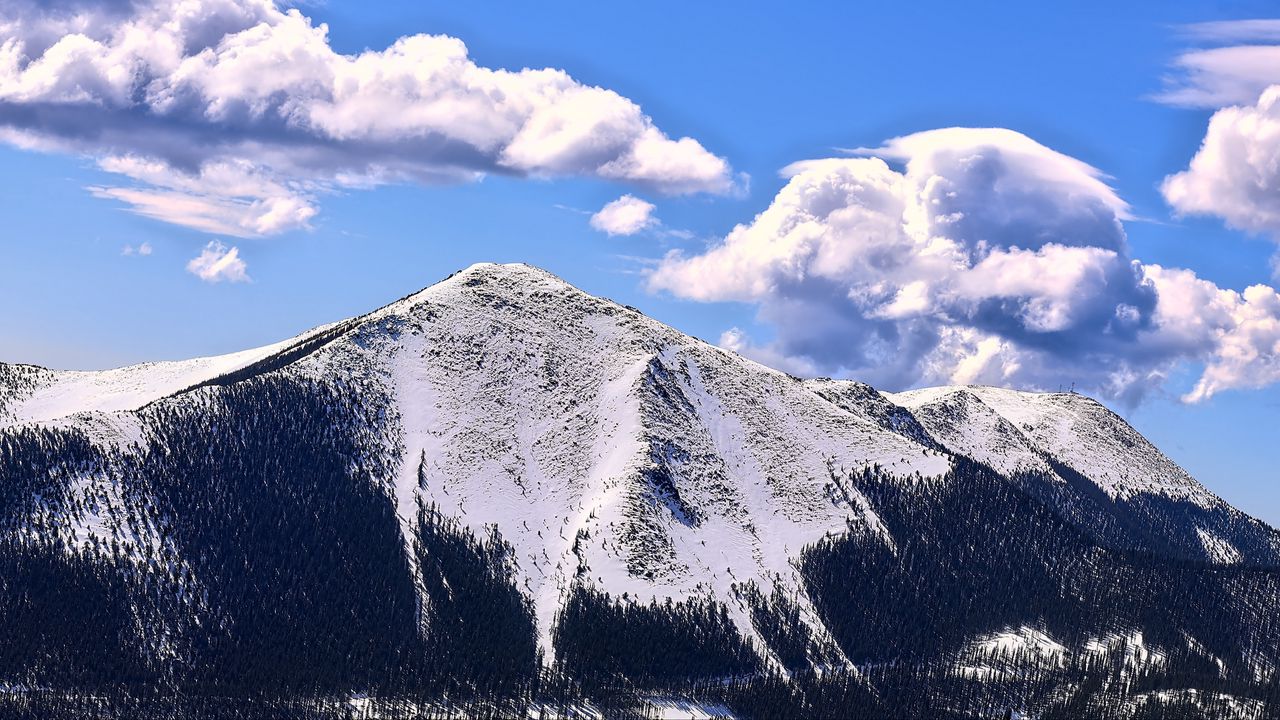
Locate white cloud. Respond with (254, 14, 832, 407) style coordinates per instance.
(1187, 283, 1280, 401)
(1142, 265, 1280, 402)
(1179, 19, 1280, 44)
(590, 194, 657, 236)
(650, 127, 1280, 404)
(186, 241, 249, 283)
(90, 155, 319, 237)
(1157, 45, 1280, 108)
(1162, 86, 1280, 237)
(718, 327, 821, 377)
(121, 241, 152, 256)
(1156, 21, 1280, 108)
(1157, 24, 1280, 240)
(0, 0, 736, 236)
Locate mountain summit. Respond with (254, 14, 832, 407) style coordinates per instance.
(3, 263, 1279, 717)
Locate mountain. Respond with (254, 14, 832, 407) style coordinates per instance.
(2, 262, 1279, 719)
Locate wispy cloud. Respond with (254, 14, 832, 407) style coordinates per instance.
(1156, 20, 1280, 107)
(1177, 19, 1280, 43)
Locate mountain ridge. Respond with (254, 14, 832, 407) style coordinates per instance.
(0, 263, 1254, 510)
(3, 261, 1280, 717)
(2, 263, 1274, 576)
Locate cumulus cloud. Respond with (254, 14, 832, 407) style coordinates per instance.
(1162, 86, 1280, 238)
(650, 127, 1280, 404)
(121, 241, 152, 256)
(1141, 265, 1280, 402)
(0, 0, 736, 236)
(590, 194, 657, 236)
(1158, 23, 1280, 240)
(186, 241, 249, 283)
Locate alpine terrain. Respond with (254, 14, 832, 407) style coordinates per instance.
(2, 263, 1279, 719)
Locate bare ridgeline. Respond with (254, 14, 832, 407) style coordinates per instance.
(2, 264, 1279, 719)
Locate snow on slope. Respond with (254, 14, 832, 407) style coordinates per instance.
(1197, 527, 1244, 564)
(886, 385, 1213, 505)
(0, 324, 337, 429)
(273, 263, 949, 657)
(804, 378, 938, 449)
(882, 385, 1280, 567)
(878, 387, 1053, 480)
(971, 626, 1067, 664)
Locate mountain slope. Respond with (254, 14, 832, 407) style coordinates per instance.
(3, 262, 1280, 718)
(884, 384, 1280, 564)
(0, 324, 341, 429)
(5, 265, 954, 649)
(889, 385, 1207, 502)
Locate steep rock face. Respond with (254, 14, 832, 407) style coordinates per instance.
(2, 262, 1280, 709)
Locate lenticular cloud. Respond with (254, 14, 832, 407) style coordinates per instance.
(650, 128, 1280, 404)
(0, 0, 736, 235)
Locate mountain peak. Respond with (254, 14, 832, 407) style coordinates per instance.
(3, 264, 1272, 580)
(0, 263, 590, 428)
(6, 262, 1280, 713)
(430, 262, 570, 295)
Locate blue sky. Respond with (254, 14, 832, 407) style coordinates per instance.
(3, 0, 1280, 522)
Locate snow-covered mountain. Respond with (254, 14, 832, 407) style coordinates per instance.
(3, 262, 1279, 718)
(889, 385, 1207, 502)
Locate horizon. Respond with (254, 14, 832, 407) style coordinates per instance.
(3, 0, 1280, 526)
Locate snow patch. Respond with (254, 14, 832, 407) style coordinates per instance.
(1197, 527, 1243, 564)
